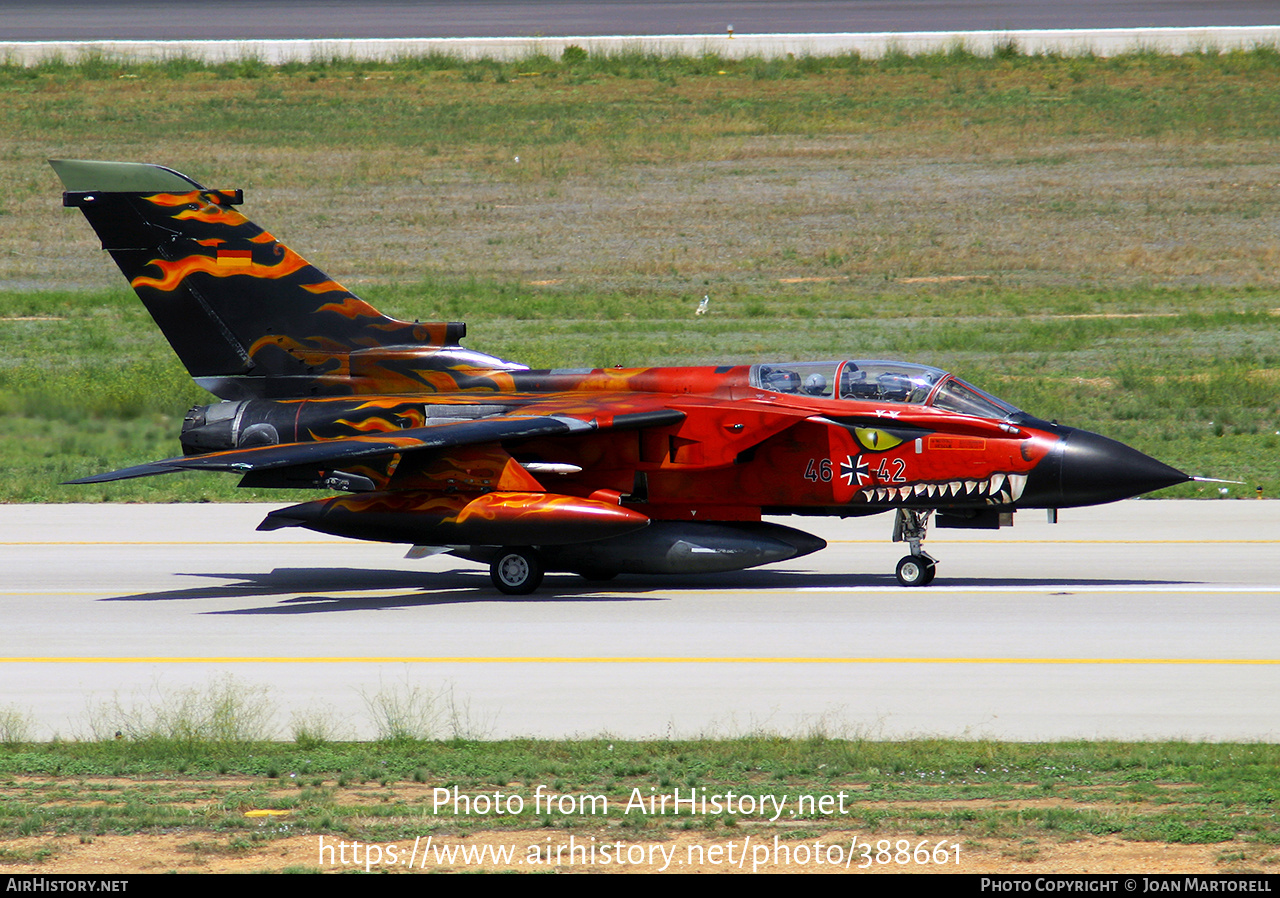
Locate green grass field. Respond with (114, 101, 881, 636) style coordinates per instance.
(0, 735, 1277, 871)
(1, 283, 1273, 501)
(3, 48, 1279, 501)
(0, 673, 1275, 869)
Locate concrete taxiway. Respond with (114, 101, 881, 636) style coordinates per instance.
(1, 500, 1276, 741)
(5, 1, 1278, 41)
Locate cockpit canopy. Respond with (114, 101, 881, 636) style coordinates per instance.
(750, 360, 1021, 420)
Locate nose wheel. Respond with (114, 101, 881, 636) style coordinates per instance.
(490, 546, 544, 595)
(892, 508, 938, 587)
(896, 554, 937, 587)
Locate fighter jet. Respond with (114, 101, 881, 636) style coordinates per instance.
(52, 159, 1191, 592)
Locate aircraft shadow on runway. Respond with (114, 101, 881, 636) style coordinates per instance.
(99, 567, 1197, 614)
(102, 567, 665, 613)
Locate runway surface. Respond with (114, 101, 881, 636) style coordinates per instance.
(2, 0, 1277, 40)
(1, 500, 1276, 741)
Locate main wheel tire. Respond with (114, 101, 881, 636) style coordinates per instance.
(491, 547, 544, 595)
(895, 554, 936, 587)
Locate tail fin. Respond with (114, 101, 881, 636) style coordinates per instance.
(52, 160, 490, 399)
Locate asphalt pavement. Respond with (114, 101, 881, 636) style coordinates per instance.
(2, 500, 1276, 741)
(2, 0, 1277, 40)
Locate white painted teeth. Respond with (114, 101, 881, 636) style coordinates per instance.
(856, 472, 1029, 504)
(1007, 473, 1027, 502)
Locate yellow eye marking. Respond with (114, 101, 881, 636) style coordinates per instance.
(854, 428, 904, 451)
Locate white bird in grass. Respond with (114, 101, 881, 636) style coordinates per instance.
(695, 294, 710, 316)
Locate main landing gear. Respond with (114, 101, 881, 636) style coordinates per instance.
(892, 508, 937, 587)
(490, 546, 544, 595)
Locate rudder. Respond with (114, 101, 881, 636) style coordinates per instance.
(52, 159, 467, 399)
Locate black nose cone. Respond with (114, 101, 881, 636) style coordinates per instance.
(1022, 428, 1189, 508)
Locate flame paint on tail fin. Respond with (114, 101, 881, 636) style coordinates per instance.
(52, 160, 518, 400)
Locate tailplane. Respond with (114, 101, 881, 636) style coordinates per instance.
(53, 160, 512, 399)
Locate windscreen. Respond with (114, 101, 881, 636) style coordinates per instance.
(751, 360, 1021, 418)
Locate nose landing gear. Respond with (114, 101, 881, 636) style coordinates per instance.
(892, 508, 937, 587)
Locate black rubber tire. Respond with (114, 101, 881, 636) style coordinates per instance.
(490, 547, 544, 595)
(895, 554, 936, 587)
(920, 560, 937, 586)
